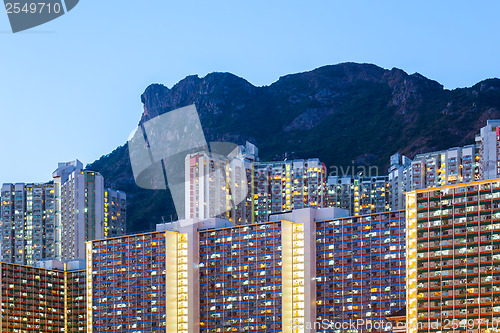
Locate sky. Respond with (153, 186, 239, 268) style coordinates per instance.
(1, 0, 500, 184)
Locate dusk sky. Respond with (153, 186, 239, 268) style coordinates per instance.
(1, 0, 500, 184)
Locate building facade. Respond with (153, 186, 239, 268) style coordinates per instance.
(66, 268, 87, 332)
(254, 159, 327, 223)
(316, 210, 406, 332)
(393, 120, 500, 195)
(58, 168, 105, 260)
(406, 179, 500, 333)
(0, 260, 85, 332)
(388, 153, 412, 211)
(53, 160, 126, 260)
(199, 220, 299, 332)
(477, 119, 500, 180)
(104, 189, 127, 237)
(0, 182, 55, 265)
(386, 120, 500, 210)
(185, 143, 256, 225)
(86, 230, 184, 333)
(185, 142, 328, 226)
(327, 176, 390, 216)
(85, 208, 413, 333)
(1, 160, 127, 266)
(409, 145, 479, 191)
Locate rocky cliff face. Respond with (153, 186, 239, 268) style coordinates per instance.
(88, 62, 500, 232)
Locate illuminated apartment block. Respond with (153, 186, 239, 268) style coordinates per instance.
(185, 142, 256, 225)
(53, 160, 126, 261)
(184, 143, 330, 226)
(477, 119, 500, 180)
(388, 153, 412, 211)
(326, 176, 390, 216)
(388, 120, 500, 205)
(66, 268, 87, 332)
(86, 229, 191, 333)
(0, 182, 55, 265)
(406, 179, 500, 333)
(86, 208, 349, 332)
(0, 260, 85, 332)
(407, 120, 500, 192)
(198, 208, 347, 333)
(199, 221, 292, 332)
(253, 159, 327, 222)
(326, 176, 355, 213)
(104, 189, 127, 237)
(316, 210, 406, 332)
(1, 160, 125, 266)
(410, 145, 479, 191)
(57, 166, 104, 260)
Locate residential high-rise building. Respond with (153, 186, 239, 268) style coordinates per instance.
(400, 120, 500, 194)
(185, 143, 329, 226)
(316, 210, 406, 332)
(85, 207, 409, 333)
(324, 119, 500, 214)
(199, 221, 285, 331)
(104, 188, 127, 237)
(198, 220, 301, 332)
(387, 120, 500, 206)
(66, 267, 87, 332)
(87, 218, 233, 333)
(0, 260, 85, 332)
(406, 179, 500, 333)
(388, 152, 412, 211)
(327, 175, 390, 216)
(53, 160, 126, 260)
(409, 145, 479, 191)
(184, 146, 254, 225)
(86, 230, 181, 332)
(477, 119, 500, 180)
(0, 182, 55, 265)
(1, 160, 126, 266)
(57, 165, 105, 260)
(253, 158, 327, 223)
(326, 175, 355, 213)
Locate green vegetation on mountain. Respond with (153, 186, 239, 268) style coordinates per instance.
(87, 63, 500, 232)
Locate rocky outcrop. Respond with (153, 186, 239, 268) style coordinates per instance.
(88, 62, 500, 232)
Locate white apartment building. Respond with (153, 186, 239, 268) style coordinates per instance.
(409, 145, 478, 190)
(184, 143, 255, 225)
(477, 119, 500, 179)
(0, 182, 55, 265)
(388, 152, 412, 211)
(53, 160, 125, 260)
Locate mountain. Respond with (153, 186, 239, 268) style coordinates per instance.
(87, 62, 500, 232)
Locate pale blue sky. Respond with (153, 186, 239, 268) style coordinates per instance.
(1, 0, 500, 184)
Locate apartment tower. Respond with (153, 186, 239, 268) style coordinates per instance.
(316, 210, 406, 332)
(406, 179, 500, 333)
(0, 260, 86, 332)
(53, 160, 126, 260)
(0, 182, 55, 265)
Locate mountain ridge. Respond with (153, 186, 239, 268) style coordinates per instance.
(87, 62, 500, 232)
